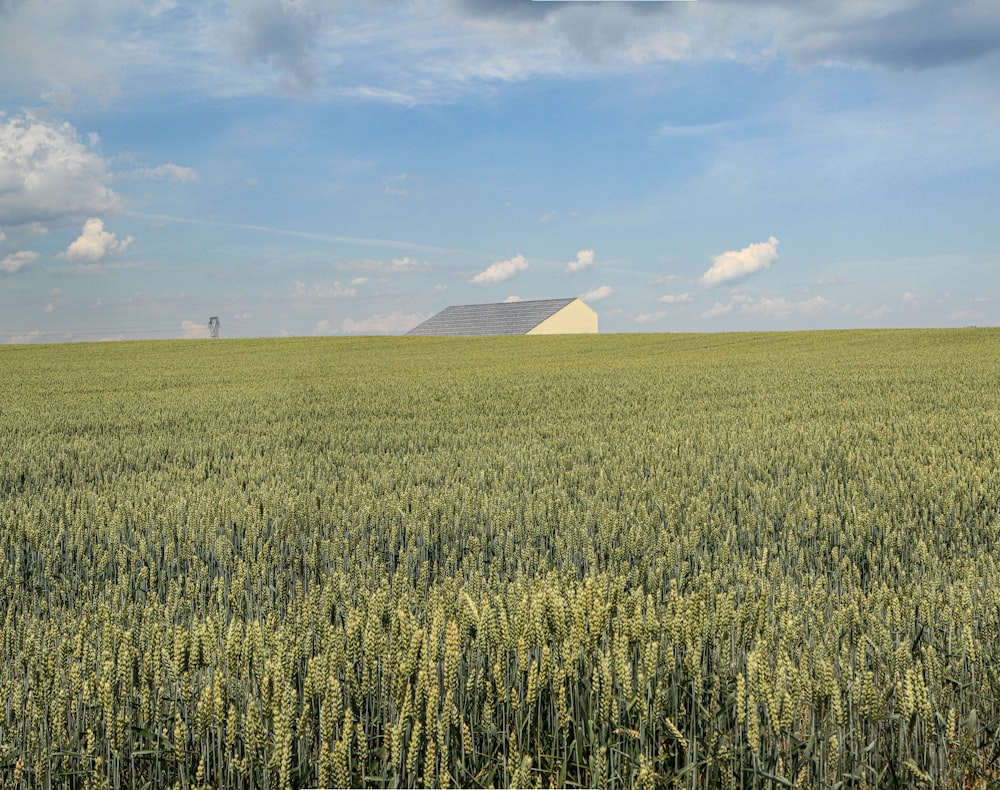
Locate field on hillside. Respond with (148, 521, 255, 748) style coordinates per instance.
(2, 329, 1000, 789)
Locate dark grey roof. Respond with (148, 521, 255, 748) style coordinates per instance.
(407, 298, 578, 336)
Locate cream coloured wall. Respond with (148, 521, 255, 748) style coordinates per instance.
(527, 298, 598, 334)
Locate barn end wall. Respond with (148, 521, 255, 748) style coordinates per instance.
(527, 298, 598, 334)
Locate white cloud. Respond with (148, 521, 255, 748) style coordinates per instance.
(0, 113, 120, 228)
(902, 291, 917, 303)
(8, 330, 43, 344)
(59, 218, 133, 262)
(0, 1, 126, 105)
(72, 262, 110, 276)
(181, 319, 210, 338)
(471, 253, 528, 284)
(865, 304, 893, 321)
(313, 319, 332, 335)
(345, 86, 418, 106)
(540, 210, 579, 224)
(41, 85, 77, 112)
(634, 311, 667, 323)
(503, 295, 523, 303)
(342, 310, 427, 335)
(657, 120, 736, 139)
(740, 295, 843, 320)
(0, 250, 39, 273)
(581, 285, 613, 302)
(701, 293, 753, 319)
(125, 163, 198, 182)
(658, 292, 693, 304)
(701, 301, 734, 319)
(702, 292, 849, 320)
(566, 249, 595, 273)
(293, 280, 357, 298)
(351, 277, 368, 286)
(699, 237, 779, 287)
(336, 256, 430, 273)
(384, 174, 409, 196)
(947, 300, 988, 322)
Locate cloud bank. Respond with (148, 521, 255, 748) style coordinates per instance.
(445, 0, 1000, 75)
(2, 1, 999, 108)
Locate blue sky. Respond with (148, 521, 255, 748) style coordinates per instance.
(1, 0, 998, 341)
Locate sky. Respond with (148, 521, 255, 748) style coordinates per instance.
(1, 0, 998, 341)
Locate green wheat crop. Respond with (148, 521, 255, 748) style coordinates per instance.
(1, 329, 999, 788)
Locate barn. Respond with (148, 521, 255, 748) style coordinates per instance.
(407, 297, 598, 336)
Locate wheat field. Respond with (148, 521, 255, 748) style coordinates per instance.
(2, 329, 999, 788)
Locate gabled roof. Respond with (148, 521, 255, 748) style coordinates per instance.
(407, 297, 578, 336)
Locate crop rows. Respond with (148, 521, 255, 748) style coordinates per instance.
(1, 330, 999, 788)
